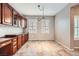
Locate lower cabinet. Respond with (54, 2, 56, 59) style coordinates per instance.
(26, 34, 29, 41)
(21, 34, 29, 45)
(0, 43, 12, 56)
(0, 33, 29, 56)
(0, 37, 18, 56)
(11, 37, 18, 54)
(21, 34, 25, 45)
(17, 35, 22, 49)
(24, 34, 29, 43)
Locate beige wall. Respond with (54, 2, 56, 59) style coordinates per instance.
(55, 4, 70, 49)
(27, 16, 55, 40)
(55, 4, 78, 49)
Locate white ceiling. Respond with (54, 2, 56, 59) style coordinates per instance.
(9, 3, 68, 16)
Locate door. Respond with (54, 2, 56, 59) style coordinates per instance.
(70, 5, 79, 48)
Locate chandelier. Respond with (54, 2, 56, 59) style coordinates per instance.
(37, 4, 45, 21)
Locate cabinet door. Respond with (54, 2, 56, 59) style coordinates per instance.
(0, 4, 1, 23)
(24, 34, 29, 42)
(21, 19, 27, 28)
(16, 16, 21, 27)
(17, 35, 22, 49)
(13, 11, 18, 27)
(2, 4, 13, 25)
(21, 34, 25, 45)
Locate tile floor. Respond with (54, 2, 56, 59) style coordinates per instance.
(14, 40, 73, 56)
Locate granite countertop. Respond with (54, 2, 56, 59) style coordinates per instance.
(0, 38, 12, 43)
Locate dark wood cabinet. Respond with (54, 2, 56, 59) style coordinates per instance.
(13, 10, 19, 27)
(0, 3, 27, 28)
(0, 40, 12, 56)
(13, 11, 18, 26)
(0, 38, 18, 56)
(25, 34, 29, 42)
(11, 37, 18, 54)
(17, 35, 22, 49)
(0, 44, 12, 56)
(22, 34, 25, 45)
(17, 34, 29, 48)
(20, 18, 27, 28)
(22, 34, 28, 45)
(13, 11, 27, 28)
(2, 4, 13, 25)
(0, 3, 28, 56)
(0, 33, 29, 56)
(18, 17, 22, 27)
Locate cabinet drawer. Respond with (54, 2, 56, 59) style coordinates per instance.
(13, 42, 17, 46)
(0, 40, 11, 48)
(13, 39, 17, 42)
(13, 45, 17, 53)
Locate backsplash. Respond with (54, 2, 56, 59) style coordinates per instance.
(0, 24, 23, 37)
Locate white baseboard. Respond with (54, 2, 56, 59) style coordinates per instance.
(29, 39, 54, 40)
(55, 40, 74, 51)
(74, 47, 79, 49)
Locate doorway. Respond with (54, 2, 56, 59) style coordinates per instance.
(70, 5, 79, 49)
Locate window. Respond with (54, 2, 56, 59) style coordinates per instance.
(28, 19, 49, 33)
(74, 16, 79, 38)
(40, 19, 49, 33)
(28, 19, 37, 33)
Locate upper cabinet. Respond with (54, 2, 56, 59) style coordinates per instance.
(13, 10, 19, 27)
(11, 4, 27, 28)
(0, 3, 27, 28)
(21, 18, 27, 28)
(17, 16, 22, 27)
(2, 4, 13, 25)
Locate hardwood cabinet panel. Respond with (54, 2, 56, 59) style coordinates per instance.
(21, 35, 25, 45)
(21, 34, 28, 45)
(11, 37, 18, 54)
(13, 45, 17, 54)
(2, 4, 13, 25)
(16, 16, 21, 27)
(13, 11, 19, 27)
(0, 3, 27, 27)
(17, 35, 22, 49)
(20, 19, 27, 28)
(0, 34, 29, 56)
(0, 40, 12, 56)
(25, 34, 29, 42)
(0, 44, 12, 56)
(0, 40, 11, 48)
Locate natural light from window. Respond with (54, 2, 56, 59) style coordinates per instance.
(28, 19, 49, 33)
(74, 16, 79, 40)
